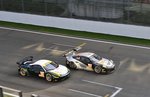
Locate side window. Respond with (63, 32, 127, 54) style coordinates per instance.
(32, 65, 44, 72)
(37, 65, 44, 71)
(80, 56, 92, 65)
(73, 56, 81, 61)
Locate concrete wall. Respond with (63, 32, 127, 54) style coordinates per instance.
(0, 11, 150, 40)
(68, 0, 125, 19)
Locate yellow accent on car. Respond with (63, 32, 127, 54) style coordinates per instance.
(52, 72, 61, 78)
(54, 72, 61, 76)
(98, 60, 104, 64)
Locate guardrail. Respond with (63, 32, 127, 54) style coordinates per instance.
(0, 86, 22, 97)
(0, 86, 39, 97)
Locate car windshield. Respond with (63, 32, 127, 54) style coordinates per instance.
(43, 62, 59, 71)
(91, 54, 102, 61)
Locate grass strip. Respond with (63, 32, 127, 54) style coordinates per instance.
(0, 21, 150, 46)
(4, 95, 13, 97)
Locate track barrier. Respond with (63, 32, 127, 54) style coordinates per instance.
(0, 85, 22, 97)
(0, 85, 41, 97)
(0, 87, 4, 97)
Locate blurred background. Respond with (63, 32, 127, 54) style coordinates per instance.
(0, 0, 150, 26)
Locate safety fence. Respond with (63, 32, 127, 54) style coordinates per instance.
(0, 0, 150, 26)
(0, 86, 39, 97)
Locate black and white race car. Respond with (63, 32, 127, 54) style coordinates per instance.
(64, 43, 115, 74)
(17, 56, 70, 82)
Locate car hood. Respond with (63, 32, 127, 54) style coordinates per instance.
(97, 58, 114, 68)
(98, 58, 109, 65)
(49, 65, 69, 76)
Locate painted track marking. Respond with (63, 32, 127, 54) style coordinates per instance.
(69, 89, 102, 97)
(82, 80, 123, 97)
(4, 92, 19, 97)
(110, 87, 122, 97)
(0, 26, 150, 50)
(118, 58, 130, 69)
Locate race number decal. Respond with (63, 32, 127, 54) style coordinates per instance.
(39, 71, 45, 78)
(88, 64, 92, 68)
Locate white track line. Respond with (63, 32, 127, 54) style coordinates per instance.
(0, 26, 150, 50)
(110, 87, 122, 97)
(0, 85, 21, 92)
(82, 80, 119, 88)
(4, 92, 19, 97)
(69, 89, 102, 97)
(82, 80, 123, 97)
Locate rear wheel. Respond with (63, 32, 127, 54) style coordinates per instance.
(19, 68, 28, 76)
(67, 61, 77, 69)
(94, 65, 102, 74)
(45, 73, 53, 82)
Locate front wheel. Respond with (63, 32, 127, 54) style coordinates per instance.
(94, 65, 102, 74)
(45, 73, 53, 82)
(19, 68, 28, 76)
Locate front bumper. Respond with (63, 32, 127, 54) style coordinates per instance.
(53, 71, 70, 81)
(102, 66, 115, 73)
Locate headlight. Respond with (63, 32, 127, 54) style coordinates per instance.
(102, 65, 107, 68)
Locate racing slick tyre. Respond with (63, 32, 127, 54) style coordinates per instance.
(94, 65, 102, 74)
(45, 73, 53, 82)
(67, 61, 77, 69)
(19, 68, 28, 76)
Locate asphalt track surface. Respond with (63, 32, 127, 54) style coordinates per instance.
(0, 27, 150, 97)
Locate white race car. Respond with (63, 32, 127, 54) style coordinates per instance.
(64, 43, 115, 74)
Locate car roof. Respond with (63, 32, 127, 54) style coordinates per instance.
(32, 59, 52, 67)
(76, 52, 94, 58)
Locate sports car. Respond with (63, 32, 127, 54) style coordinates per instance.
(17, 56, 70, 82)
(64, 43, 115, 74)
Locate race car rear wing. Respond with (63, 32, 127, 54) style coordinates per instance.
(16, 56, 33, 65)
(64, 43, 86, 57)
